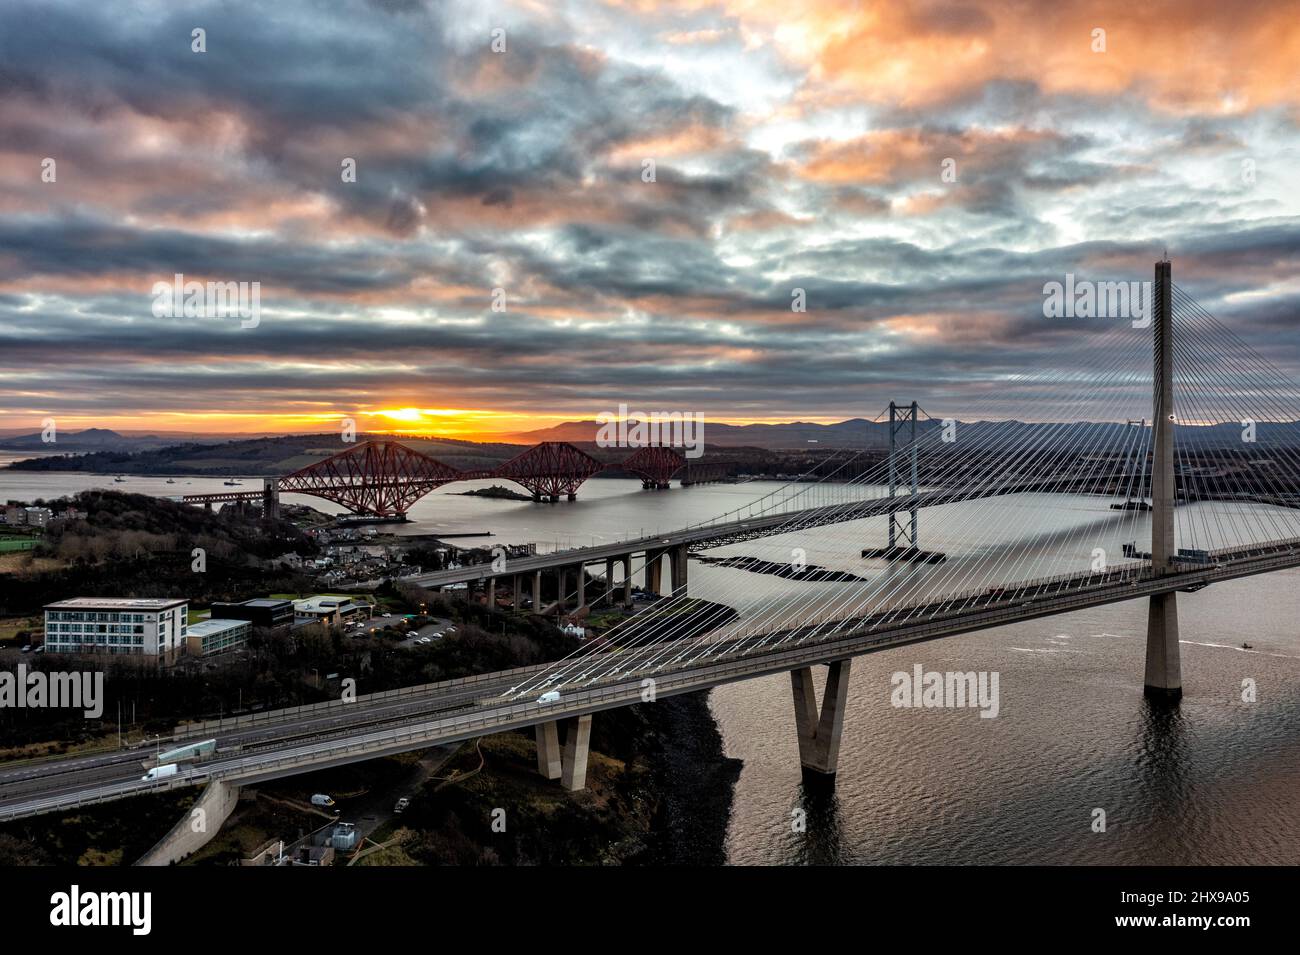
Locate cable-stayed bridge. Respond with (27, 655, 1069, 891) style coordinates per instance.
(7, 259, 1300, 825)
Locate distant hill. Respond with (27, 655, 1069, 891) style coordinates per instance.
(498, 416, 1300, 451)
(3, 432, 530, 476)
(0, 427, 226, 453)
(498, 417, 906, 449)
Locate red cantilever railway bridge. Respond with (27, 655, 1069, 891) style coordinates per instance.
(182, 440, 732, 517)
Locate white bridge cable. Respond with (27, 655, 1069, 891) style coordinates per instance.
(581, 324, 1155, 682)
(1170, 292, 1300, 544)
(589, 333, 1151, 680)
(510, 298, 1300, 698)
(781, 359, 1155, 652)
(508, 325, 1148, 694)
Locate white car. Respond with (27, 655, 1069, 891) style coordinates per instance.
(406, 630, 418, 638)
(537, 690, 561, 704)
(418, 637, 432, 645)
(394, 797, 410, 813)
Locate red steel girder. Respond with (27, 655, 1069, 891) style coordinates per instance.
(492, 441, 603, 500)
(277, 440, 461, 516)
(621, 445, 687, 488)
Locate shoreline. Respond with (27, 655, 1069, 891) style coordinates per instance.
(634, 689, 741, 865)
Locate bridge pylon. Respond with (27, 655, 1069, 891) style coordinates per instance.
(865, 401, 946, 562)
(888, 401, 919, 550)
(1144, 257, 1182, 703)
(790, 659, 852, 785)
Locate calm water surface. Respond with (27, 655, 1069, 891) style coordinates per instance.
(6, 464, 1299, 864)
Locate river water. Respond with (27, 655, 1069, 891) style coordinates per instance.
(6, 463, 1300, 864)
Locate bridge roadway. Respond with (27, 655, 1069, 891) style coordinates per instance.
(3, 536, 1297, 821)
(404, 474, 1097, 590)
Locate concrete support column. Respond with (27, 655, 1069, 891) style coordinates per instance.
(646, 551, 663, 597)
(574, 564, 587, 610)
(532, 571, 543, 614)
(513, 575, 522, 611)
(790, 659, 852, 780)
(604, 558, 616, 606)
(485, 577, 495, 608)
(556, 567, 566, 612)
(535, 722, 561, 780)
(1145, 258, 1182, 703)
(560, 715, 593, 791)
(670, 545, 689, 597)
(622, 556, 633, 606)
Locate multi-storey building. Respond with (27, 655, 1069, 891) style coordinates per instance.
(43, 597, 188, 664)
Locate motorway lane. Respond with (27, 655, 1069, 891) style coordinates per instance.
(0, 664, 555, 808)
(5, 540, 1296, 818)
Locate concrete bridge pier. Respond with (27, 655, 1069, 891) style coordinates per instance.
(485, 577, 496, 608)
(556, 567, 567, 612)
(646, 550, 664, 597)
(604, 558, 616, 605)
(1145, 592, 1181, 701)
(535, 722, 562, 779)
(560, 715, 592, 790)
(622, 556, 633, 606)
(534, 715, 593, 790)
(574, 563, 587, 610)
(790, 659, 852, 783)
(532, 571, 543, 613)
(670, 545, 689, 597)
(513, 574, 522, 611)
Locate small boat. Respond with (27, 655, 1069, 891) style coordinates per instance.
(1241, 642, 1253, 650)
(223, 479, 242, 486)
(113, 475, 126, 483)
(165, 478, 176, 484)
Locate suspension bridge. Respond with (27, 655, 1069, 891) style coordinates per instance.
(5, 259, 1300, 826)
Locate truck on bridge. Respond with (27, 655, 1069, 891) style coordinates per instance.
(144, 738, 216, 770)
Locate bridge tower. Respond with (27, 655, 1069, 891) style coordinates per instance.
(888, 400, 919, 551)
(262, 478, 280, 521)
(1145, 257, 1181, 702)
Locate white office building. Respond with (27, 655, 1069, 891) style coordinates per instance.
(43, 597, 188, 664)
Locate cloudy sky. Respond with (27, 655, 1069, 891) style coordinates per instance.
(1, 0, 1298, 438)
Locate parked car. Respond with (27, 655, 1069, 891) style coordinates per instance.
(19, 645, 31, 653)
(418, 637, 432, 645)
(406, 630, 418, 638)
(394, 797, 410, 813)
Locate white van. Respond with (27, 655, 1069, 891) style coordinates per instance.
(537, 690, 561, 704)
(142, 764, 179, 782)
(310, 793, 336, 808)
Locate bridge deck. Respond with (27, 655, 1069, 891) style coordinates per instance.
(4, 537, 1296, 820)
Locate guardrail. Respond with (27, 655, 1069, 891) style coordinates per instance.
(9, 543, 1300, 821)
(172, 662, 552, 738)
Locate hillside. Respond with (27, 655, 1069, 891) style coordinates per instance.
(4, 432, 528, 476)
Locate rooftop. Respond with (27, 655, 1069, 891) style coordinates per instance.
(45, 597, 188, 611)
(188, 618, 250, 636)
